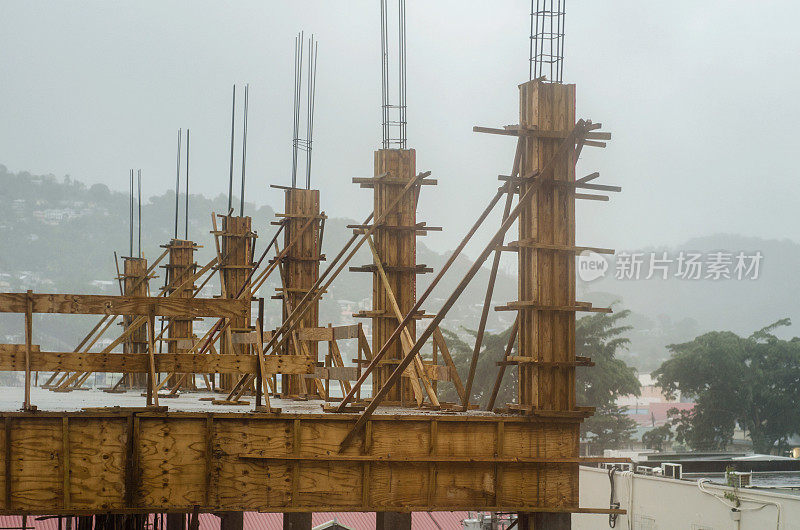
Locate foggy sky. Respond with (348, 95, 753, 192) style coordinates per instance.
(2, 1, 799, 256)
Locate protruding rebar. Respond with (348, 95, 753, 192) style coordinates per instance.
(306, 36, 317, 189)
(228, 84, 236, 213)
(291, 32, 304, 188)
(379, 0, 407, 149)
(185, 129, 190, 240)
(291, 32, 318, 189)
(529, 0, 566, 82)
(175, 128, 181, 239)
(129, 169, 134, 257)
(240, 84, 249, 216)
(137, 169, 142, 258)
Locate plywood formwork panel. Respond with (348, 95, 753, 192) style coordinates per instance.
(280, 189, 322, 396)
(517, 80, 577, 411)
(370, 149, 418, 404)
(163, 239, 198, 389)
(0, 412, 597, 514)
(68, 417, 127, 510)
(123, 258, 149, 388)
(218, 215, 255, 390)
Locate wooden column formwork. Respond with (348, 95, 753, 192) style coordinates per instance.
(516, 80, 577, 411)
(276, 189, 323, 398)
(514, 80, 581, 518)
(162, 239, 198, 390)
(218, 216, 256, 391)
(121, 257, 149, 389)
(355, 149, 428, 405)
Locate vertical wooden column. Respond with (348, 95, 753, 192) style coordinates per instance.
(218, 215, 255, 391)
(277, 188, 323, 397)
(517, 79, 576, 411)
(517, 80, 579, 520)
(122, 257, 149, 388)
(369, 149, 418, 404)
(163, 239, 198, 389)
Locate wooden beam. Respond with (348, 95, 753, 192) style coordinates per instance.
(0, 351, 315, 374)
(0, 293, 248, 319)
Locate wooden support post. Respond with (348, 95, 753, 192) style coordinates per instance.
(282, 513, 312, 530)
(462, 140, 520, 410)
(530, 512, 571, 529)
(516, 77, 578, 520)
(166, 513, 186, 530)
(358, 149, 431, 405)
(163, 239, 199, 390)
(366, 235, 437, 407)
(278, 188, 323, 397)
(376, 512, 411, 530)
(218, 512, 243, 530)
(217, 215, 255, 391)
(147, 312, 158, 407)
(123, 257, 150, 388)
(23, 290, 33, 410)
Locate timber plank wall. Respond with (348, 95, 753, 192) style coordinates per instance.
(0, 412, 578, 514)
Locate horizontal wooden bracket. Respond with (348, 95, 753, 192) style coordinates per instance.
(503, 240, 615, 254)
(349, 264, 433, 274)
(495, 301, 612, 313)
(0, 351, 314, 374)
(0, 293, 248, 319)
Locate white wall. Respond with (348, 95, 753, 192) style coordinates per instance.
(573, 466, 798, 529)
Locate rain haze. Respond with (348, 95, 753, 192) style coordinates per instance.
(2, 1, 799, 254)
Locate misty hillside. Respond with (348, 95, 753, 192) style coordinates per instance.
(0, 165, 517, 351)
(3, 165, 796, 373)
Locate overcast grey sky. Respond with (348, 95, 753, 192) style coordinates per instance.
(2, 1, 799, 254)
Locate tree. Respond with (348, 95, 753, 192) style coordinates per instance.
(437, 326, 517, 407)
(576, 309, 641, 451)
(642, 424, 673, 451)
(654, 319, 800, 454)
(440, 307, 641, 453)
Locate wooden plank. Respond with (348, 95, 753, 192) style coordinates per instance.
(0, 293, 248, 319)
(296, 327, 333, 342)
(495, 302, 612, 313)
(0, 352, 314, 374)
(24, 292, 32, 410)
(61, 417, 70, 509)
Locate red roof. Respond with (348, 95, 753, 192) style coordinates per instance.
(2, 511, 469, 530)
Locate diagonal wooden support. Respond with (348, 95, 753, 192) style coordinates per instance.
(461, 138, 521, 411)
(255, 321, 272, 412)
(146, 312, 158, 407)
(327, 337, 352, 395)
(337, 121, 589, 449)
(335, 182, 514, 413)
(431, 328, 466, 404)
(486, 316, 519, 411)
(250, 173, 428, 383)
(366, 235, 437, 408)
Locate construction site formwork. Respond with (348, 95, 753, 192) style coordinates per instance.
(351, 149, 436, 405)
(216, 215, 256, 391)
(162, 239, 198, 390)
(0, 79, 624, 524)
(122, 257, 150, 389)
(276, 188, 324, 398)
